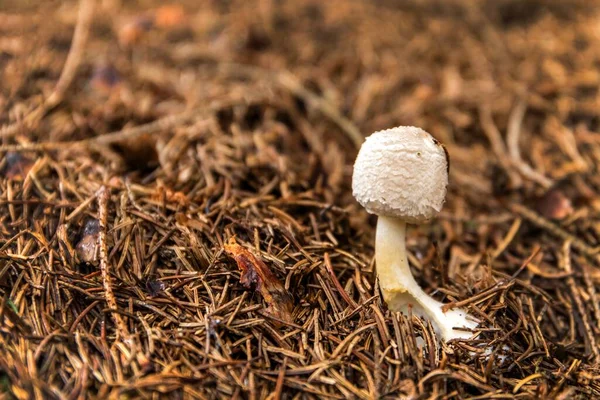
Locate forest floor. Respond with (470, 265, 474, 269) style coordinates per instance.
(1, 0, 600, 398)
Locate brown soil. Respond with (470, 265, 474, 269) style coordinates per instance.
(1, 0, 600, 398)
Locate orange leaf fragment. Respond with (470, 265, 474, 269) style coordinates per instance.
(153, 185, 189, 207)
(224, 238, 293, 323)
(154, 5, 185, 28)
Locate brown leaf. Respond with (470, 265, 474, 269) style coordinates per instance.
(224, 237, 293, 323)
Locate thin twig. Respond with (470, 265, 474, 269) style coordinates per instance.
(479, 105, 522, 187)
(46, 0, 96, 109)
(0, 0, 95, 138)
(506, 98, 553, 188)
(97, 186, 129, 340)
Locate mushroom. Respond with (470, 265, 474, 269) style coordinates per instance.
(352, 126, 477, 341)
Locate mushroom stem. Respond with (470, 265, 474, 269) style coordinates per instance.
(376, 216, 477, 341)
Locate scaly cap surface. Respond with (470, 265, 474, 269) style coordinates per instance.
(352, 126, 448, 223)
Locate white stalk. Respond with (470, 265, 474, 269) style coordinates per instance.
(376, 216, 478, 341)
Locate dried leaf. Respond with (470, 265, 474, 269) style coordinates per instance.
(224, 237, 293, 323)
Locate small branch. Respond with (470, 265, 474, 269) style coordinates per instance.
(1, 0, 95, 138)
(506, 99, 553, 188)
(506, 99, 527, 162)
(46, 0, 96, 108)
(97, 186, 129, 340)
(479, 106, 522, 187)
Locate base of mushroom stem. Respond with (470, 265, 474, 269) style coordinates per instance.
(383, 290, 429, 318)
(381, 287, 478, 341)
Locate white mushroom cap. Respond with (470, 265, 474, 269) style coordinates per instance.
(352, 126, 448, 224)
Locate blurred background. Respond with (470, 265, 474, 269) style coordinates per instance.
(2, 0, 599, 202)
